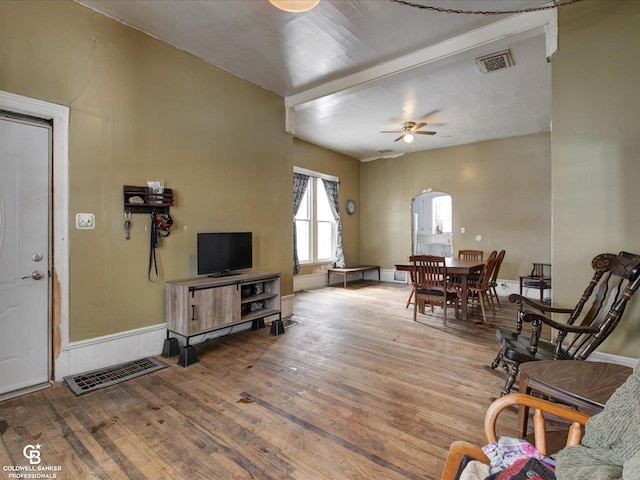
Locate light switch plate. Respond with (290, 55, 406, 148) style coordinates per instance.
(76, 213, 95, 230)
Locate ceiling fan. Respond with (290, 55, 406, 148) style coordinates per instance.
(380, 121, 437, 143)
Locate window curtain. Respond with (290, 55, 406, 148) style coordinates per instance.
(292, 172, 309, 275)
(322, 179, 345, 268)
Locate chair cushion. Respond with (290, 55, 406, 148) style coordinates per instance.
(501, 335, 571, 364)
(416, 287, 445, 296)
(496, 327, 519, 342)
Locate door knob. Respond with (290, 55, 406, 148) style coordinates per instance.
(22, 271, 45, 280)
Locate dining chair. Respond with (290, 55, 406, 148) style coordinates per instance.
(458, 249, 483, 260)
(411, 255, 459, 326)
(467, 250, 497, 323)
(405, 269, 416, 309)
(488, 249, 506, 309)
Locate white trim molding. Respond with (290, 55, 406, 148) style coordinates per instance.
(55, 324, 167, 382)
(286, 7, 557, 110)
(588, 352, 638, 369)
(54, 293, 294, 381)
(293, 165, 339, 183)
(0, 90, 70, 385)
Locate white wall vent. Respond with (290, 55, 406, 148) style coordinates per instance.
(475, 50, 514, 74)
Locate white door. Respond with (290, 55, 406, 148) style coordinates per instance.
(0, 116, 51, 397)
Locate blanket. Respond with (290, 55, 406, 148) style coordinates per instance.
(554, 360, 640, 480)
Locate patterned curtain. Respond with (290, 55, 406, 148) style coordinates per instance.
(292, 173, 309, 275)
(322, 179, 345, 268)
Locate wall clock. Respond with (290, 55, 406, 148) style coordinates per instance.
(345, 199, 356, 215)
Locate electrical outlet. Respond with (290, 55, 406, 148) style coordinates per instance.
(76, 213, 95, 230)
(500, 282, 507, 289)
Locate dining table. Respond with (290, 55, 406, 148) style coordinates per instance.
(395, 257, 485, 321)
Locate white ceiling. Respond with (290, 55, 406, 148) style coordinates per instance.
(77, 0, 554, 161)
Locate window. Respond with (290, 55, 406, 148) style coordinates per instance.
(295, 177, 336, 263)
(432, 195, 452, 234)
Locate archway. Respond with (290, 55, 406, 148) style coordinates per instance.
(411, 191, 453, 256)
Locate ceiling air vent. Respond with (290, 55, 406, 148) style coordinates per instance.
(475, 50, 514, 74)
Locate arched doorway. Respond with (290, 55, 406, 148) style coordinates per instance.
(411, 191, 453, 256)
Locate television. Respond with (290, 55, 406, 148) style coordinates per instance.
(197, 232, 252, 276)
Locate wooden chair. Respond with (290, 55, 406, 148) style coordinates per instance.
(458, 249, 483, 260)
(467, 250, 497, 323)
(411, 255, 459, 326)
(490, 251, 640, 397)
(519, 262, 552, 304)
(440, 393, 591, 480)
(488, 249, 506, 309)
(405, 268, 416, 309)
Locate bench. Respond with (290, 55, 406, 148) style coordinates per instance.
(327, 265, 381, 288)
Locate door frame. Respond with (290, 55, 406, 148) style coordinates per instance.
(0, 90, 69, 382)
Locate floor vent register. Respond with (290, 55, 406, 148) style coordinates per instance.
(64, 357, 166, 396)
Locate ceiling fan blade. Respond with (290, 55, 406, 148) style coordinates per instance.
(412, 122, 427, 131)
(393, 135, 405, 142)
(416, 110, 446, 126)
(414, 131, 437, 135)
(416, 109, 441, 121)
(380, 130, 402, 133)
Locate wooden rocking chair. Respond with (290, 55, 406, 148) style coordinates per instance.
(489, 251, 640, 397)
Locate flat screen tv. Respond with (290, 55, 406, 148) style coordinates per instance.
(197, 232, 252, 276)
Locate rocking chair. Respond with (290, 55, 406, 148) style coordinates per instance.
(489, 251, 640, 397)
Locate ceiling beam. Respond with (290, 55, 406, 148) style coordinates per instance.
(285, 7, 557, 112)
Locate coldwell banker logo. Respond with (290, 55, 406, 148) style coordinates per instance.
(23, 445, 41, 465)
(2, 443, 62, 479)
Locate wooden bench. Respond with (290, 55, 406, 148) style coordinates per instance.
(327, 265, 381, 288)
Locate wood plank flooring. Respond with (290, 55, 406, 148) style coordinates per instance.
(0, 282, 526, 479)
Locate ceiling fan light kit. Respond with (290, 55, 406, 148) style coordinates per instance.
(269, 0, 319, 13)
(381, 121, 437, 143)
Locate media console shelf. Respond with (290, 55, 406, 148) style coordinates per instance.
(163, 271, 282, 366)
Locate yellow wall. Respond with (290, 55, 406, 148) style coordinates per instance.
(552, 0, 640, 357)
(360, 133, 551, 280)
(2, 0, 637, 361)
(0, 1, 354, 342)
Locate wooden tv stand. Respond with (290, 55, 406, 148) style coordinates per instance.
(163, 270, 282, 366)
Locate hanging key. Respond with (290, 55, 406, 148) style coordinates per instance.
(124, 210, 131, 240)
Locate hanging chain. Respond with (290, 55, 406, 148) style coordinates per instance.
(388, 0, 584, 15)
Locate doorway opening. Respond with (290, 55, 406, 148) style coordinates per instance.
(411, 191, 453, 256)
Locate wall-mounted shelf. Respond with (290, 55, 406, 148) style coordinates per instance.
(123, 185, 174, 214)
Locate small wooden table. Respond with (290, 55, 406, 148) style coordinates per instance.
(517, 360, 633, 438)
(327, 265, 380, 288)
(395, 258, 485, 321)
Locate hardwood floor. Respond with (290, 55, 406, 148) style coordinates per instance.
(0, 282, 524, 479)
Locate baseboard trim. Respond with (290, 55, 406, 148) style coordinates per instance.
(55, 295, 294, 382)
(55, 323, 167, 382)
(588, 352, 638, 369)
(294, 272, 327, 291)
